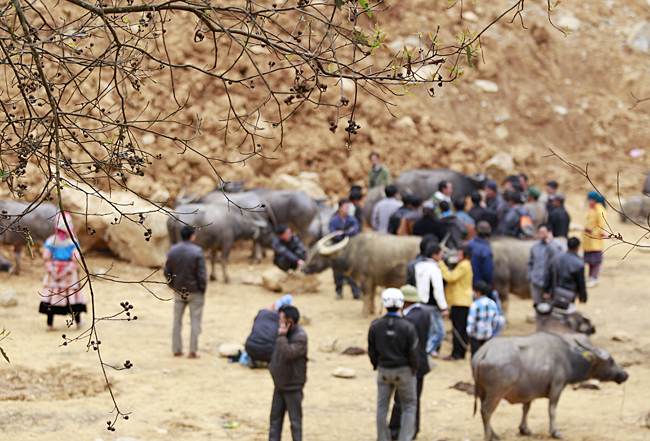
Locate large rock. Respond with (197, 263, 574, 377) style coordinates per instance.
(0, 289, 18, 307)
(485, 151, 515, 184)
(332, 367, 356, 378)
(261, 267, 319, 294)
(270, 173, 327, 200)
(56, 182, 170, 267)
(627, 21, 650, 53)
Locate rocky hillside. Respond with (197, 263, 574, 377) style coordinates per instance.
(14, 0, 650, 203)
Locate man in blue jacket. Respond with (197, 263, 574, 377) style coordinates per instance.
(329, 199, 361, 299)
(466, 221, 494, 287)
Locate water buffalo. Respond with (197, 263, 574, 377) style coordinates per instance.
(302, 232, 420, 315)
(0, 201, 58, 274)
(396, 169, 486, 201)
(167, 203, 274, 282)
(536, 309, 596, 335)
(308, 200, 336, 243)
(491, 237, 567, 310)
(472, 332, 628, 441)
(363, 169, 485, 225)
(249, 189, 318, 244)
(620, 195, 650, 223)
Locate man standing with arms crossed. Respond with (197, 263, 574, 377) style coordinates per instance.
(368, 288, 420, 441)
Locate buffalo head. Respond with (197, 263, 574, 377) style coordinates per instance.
(302, 232, 350, 275)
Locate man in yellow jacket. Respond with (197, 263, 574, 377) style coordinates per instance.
(438, 245, 474, 361)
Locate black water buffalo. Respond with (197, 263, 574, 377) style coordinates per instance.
(472, 332, 628, 441)
(363, 169, 485, 225)
(302, 232, 420, 315)
(249, 189, 318, 244)
(167, 203, 274, 282)
(0, 201, 58, 274)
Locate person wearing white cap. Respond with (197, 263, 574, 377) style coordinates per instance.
(368, 288, 420, 441)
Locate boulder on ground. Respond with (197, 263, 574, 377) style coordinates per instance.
(0, 289, 18, 307)
(332, 367, 356, 378)
(612, 331, 632, 343)
(261, 267, 319, 294)
(319, 337, 338, 353)
(270, 173, 327, 200)
(219, 343, 244, 357)
(485, 151, 514, 184)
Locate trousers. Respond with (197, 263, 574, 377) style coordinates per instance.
(333, 270, 361, 298)
(269, 388, 303, 441)
(376, 366, 417, 441)
(530, 283, 545, 307)
(172, 292, 205, 355)
(389, 375, 424, 440)
(426, 310, 445, 355)
(450, 306, 469, 359)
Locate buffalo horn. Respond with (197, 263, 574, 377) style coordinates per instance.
(574, 338, 609, 360)
(318, 235, 349, 256)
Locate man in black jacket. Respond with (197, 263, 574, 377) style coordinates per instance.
(543, 237, 587, 312)
(547, 194, 571, 238)
(269, 305, 308, 441)
(389, 285, 431, 440)
(164, 226, 207, 359)
(273, 225, 307, 272)
(368, 288, 420, 441)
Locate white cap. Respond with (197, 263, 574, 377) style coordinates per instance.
(381, 288, 404, 309)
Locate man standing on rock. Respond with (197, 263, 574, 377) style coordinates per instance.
(269, 305, 308, 441)
(165, 226, 208, 359)
(368, 288, 420, 441)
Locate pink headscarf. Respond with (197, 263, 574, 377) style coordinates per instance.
(54, 212, 76, 242)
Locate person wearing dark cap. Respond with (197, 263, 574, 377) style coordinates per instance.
(543, 237, 587, 313)
(272, 225, 307, 272)
(523, 186, 548, 231)
(504, 175, 524, 193)
(388, 285, 431, 440)
(484, 180, 508, 234)
(548, 194, 570, 238)
(349, 189, 364, 231)
(368, 152, 394, 188)
(412, 201, 447, 242)
(329, 199, 362, 299)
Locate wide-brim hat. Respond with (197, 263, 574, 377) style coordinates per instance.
(400, 285, 421, 303)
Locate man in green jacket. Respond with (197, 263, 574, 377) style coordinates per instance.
(368, 152, 394, 188)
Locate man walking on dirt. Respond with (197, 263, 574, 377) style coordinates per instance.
(165, 226, 208, 359)
(269, 305, 308, 441)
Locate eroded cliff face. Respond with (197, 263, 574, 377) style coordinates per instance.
(9, 1, 650, 203)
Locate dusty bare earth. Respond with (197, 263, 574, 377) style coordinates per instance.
(0, 205, 649, 441)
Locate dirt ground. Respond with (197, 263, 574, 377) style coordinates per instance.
(0, 205, 649, 441)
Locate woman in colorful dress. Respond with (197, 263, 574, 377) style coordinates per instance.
(584, 191, 607, 288)
(39, 212, 86, 331)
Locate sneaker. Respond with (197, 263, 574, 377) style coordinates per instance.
(335, 293, 342, 300)
(586, 278, 599, 288)
(429, 351, 439, 359)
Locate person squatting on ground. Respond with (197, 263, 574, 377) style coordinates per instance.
(414, 243, 448, 359)
(543, 237, 587, 313)
(439, 245, 474, 361)
(39, 212, 87, 331)
(240, 295, 294, 368)
(388, 285, 431, 440)
(329, 199, 362, 300)
(466, 281, 500, 357)
(527, 223, 563, 310)
(272, 225, 307, 272)
(269, 305, 308, 441)
(584, 191, 607, 287)
(165, 225, 208, 359)
(368, 288, 420, 441)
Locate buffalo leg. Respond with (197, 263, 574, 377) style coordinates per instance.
(12, 245, 22, 275)
(519, 402, 532, 435)
(209, 250, 217, 281)
(220, 242, 232, 284)
(548, 383, 564, 438)
(251, 241, 263, 264)
(360, 279, 373, 317)
(480, 392, 503, 441)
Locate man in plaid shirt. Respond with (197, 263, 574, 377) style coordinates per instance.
(466, 281, 500, 357)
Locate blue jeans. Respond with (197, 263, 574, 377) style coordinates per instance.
(426, 310, 445, 355)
